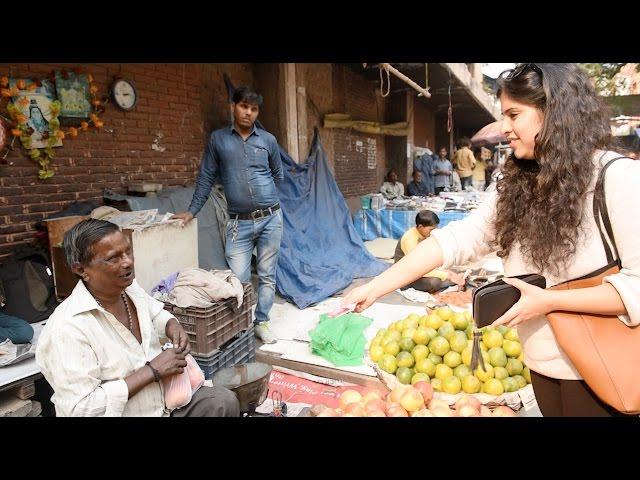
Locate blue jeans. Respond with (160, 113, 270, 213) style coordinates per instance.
(225, 210, 283, 325)
(0, 312, 34, 344)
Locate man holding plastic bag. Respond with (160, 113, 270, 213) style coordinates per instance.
(36, 219, 240, 417)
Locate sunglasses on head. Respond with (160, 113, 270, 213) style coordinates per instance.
(503, 63, 543, 80)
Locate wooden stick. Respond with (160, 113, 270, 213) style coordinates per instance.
(380, 63, 431, 98)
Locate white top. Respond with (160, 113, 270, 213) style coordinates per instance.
(431, 151, 640, 380)
(36, 279, 175, 416)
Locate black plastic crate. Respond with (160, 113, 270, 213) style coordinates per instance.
(163, 284, 255, 356)
(193, 325, 256, 380)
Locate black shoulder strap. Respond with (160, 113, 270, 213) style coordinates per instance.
(592, 154, 627, 266)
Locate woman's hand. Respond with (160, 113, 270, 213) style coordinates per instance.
(342, 283, 378, 313)
(447, 271, 466, 287)
(491, 277, 554, 328)
(165, 319, 190, 355)
(149, 349, 188, 378)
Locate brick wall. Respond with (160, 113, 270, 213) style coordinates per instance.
(0, 63, 253, 260)
(413, 101, 436, 152)
(331, 66, 386, 200)
(304, 63, 335, 168)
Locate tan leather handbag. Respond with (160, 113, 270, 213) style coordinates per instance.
(547, 156, 640, 415)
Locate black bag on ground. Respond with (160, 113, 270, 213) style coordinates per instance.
(0, 247, 57, 323)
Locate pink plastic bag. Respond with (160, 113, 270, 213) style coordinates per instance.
(162, 352, 206, 410)
(185, 353, 205, 393)
(162, 368, 192, 410)
(328, 303, 356, 318)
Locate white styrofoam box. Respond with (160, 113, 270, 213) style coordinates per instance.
(127, 219, 199, 293)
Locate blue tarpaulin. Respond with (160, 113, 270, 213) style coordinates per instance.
(275, 129, 389, 308)
(353, 208, 470, 241)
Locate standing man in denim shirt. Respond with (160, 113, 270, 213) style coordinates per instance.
(433, 147, 453, 195)
(171, 87, 283, 344)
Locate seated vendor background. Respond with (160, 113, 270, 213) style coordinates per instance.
(394, 210, 465, 293)
(380, 170, 404, 199)
(35, 219, 240, 417)
(406, 170, 429, 197)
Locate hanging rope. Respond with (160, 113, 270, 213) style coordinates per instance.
(380, 63, 431, 98)
(379, 64, 391, 98)
(418, 63, 429, 97)
(447, 72, 453, 133)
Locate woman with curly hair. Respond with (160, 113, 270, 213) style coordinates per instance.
(344, 63, 640, 416)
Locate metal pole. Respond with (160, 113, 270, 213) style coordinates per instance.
(380, 63, 431, 98)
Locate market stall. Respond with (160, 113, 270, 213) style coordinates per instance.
(353, 208, 470, 241)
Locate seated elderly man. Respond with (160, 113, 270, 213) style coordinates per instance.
(36, 219, 240, 417)
(380, 170, 405, 200)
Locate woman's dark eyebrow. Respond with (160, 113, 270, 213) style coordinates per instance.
(502, 107, 516, 116)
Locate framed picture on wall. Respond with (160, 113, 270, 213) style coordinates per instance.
(9, 78, 63, 150)
(54, 70, 92, 126)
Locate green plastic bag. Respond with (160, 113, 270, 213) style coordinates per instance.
(308, 313, 373, 366)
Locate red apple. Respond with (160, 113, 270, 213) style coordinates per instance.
(366, 409, 387, 417)
(317, 408, 340, 417)
(492, 405, 517, 417)
(387, 405, 409, 417)
(430, 406, 454, 417)
(338, 389, 362, 410)
(413, 381, 434, 405)
(457, 405, 479, 417)
(343, 402, 365, 417)
(364, 398, 387, 414)
(411, 408, 434, 417)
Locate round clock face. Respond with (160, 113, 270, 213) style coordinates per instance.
(112, 80, 137, 110)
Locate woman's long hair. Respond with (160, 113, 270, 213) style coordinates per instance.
(494, 63, 615, 275)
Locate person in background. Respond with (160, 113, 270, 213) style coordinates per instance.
(413, 146, 435, 195)
(406, 170, 429, 197)
(433, 148, 453, 195)
(394, 210, 465, 293)
(380, 170, 405, 199)
(451, 170, 462, 192)
(453, 137, 476, 190)
(472, 147, 488, 191)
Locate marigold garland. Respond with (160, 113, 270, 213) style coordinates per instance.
(0, 69, 107, 180)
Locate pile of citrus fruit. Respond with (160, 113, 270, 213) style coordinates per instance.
(368, 307, 531, 396)
(312, 385, 517, 417)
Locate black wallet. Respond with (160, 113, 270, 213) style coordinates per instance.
(472, 274, 546, 328)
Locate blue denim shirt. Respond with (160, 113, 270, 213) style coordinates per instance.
(433, 158, 453, 188)
(188, 125, 284, 215)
